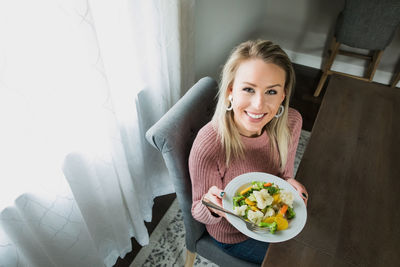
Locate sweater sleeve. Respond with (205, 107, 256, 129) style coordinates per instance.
(189, 124, 223, 225)
(281, 108, 303, 180)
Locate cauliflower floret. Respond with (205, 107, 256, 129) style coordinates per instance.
(233, 205, 248, 216)
(260, 189, 274, 205)
(263, 207, 275, 220)
(253, 189, 274, 210)
(247, 210, 264, 224)
(280, 191, 294, 207)
(247, 193, 256, 202)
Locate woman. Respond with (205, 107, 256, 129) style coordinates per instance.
(189, 40, 308, 264)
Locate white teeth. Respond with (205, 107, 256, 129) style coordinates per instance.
(247, 112, 264, 119)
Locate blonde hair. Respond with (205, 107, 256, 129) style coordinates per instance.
(212, 40, 295, 170)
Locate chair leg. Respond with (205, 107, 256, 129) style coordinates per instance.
(314, 38, 340, 97)
(184, 249, 196, 267)
(367, 50, 383, 82)
(391, 71, 400, 88)
(314, 72, 329, 97)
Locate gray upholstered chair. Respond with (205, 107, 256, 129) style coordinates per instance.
(314, 0, 400, 97)
(145, 77, 259, 267)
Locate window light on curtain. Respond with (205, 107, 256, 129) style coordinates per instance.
(0, 0, 194, 266)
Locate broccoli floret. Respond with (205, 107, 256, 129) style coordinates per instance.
(243, 208, 251, 219)
(243, 191, 252, 198)
(267, 186, 280, 195)
(258, 221, 278, 234)
(287, 206, 296, 219)
(251, 181, 264, 190)
(233, 195, 245, 207)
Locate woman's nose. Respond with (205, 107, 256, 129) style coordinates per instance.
(251, 94, 264, 110)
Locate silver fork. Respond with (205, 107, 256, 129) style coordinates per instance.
(201, 199, 271, 233)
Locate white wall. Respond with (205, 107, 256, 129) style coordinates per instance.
(194, 0, 400, 87)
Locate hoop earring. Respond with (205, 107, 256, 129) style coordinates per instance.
(275, 105, 284, 118)
(226, 95, 233, 111)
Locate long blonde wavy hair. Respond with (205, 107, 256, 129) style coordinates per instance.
(212, 40, 295, 170)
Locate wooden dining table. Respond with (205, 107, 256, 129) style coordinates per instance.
(262, 75, 400, 267)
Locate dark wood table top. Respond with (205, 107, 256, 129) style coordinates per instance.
(262, 75, 400, 267)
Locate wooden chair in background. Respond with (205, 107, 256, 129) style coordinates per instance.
(314, 0, 400, 97)
(391, 70, 400, 88)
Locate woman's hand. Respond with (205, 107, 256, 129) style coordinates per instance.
(202, 186, 226, 218)
(286, 178, 308, 205)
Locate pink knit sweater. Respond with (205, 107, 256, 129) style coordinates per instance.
(189, 108, 302, 244)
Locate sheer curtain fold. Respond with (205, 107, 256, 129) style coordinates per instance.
(0, 0, 194, 266)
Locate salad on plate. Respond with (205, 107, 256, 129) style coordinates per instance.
(233, 181, 295, 234)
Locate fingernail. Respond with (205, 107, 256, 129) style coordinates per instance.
(302, 193, 308, 199)
(220, 191, 225, 198)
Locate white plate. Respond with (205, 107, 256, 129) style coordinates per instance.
(222, 172, 307, 243)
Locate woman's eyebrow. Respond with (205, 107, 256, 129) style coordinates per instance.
(266, 84, 282, 88)
(242, 81, 282, 88)
(242, 82, 257, 87)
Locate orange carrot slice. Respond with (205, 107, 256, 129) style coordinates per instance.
(279, 204, 288, 216)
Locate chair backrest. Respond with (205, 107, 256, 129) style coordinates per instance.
(145, 77, 218, 252)
(335, 0, 400, 50)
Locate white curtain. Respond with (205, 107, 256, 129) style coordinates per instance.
(0, 0, 194, 266)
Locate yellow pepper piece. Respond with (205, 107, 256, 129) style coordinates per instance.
(262, 215, 289, 231)
(272, 193, 281, 204)
(245, 198, 256, 206)
(240, 186, 253, 195)
(250, 205, 260, 211)
(275, 215, 289, 230)
(262, 216, 275, 223)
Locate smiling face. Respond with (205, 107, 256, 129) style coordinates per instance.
(229, 59, 286, 137)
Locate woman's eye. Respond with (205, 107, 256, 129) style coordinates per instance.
(266, 89, 277, 95)
(243, 87, 255, 93)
